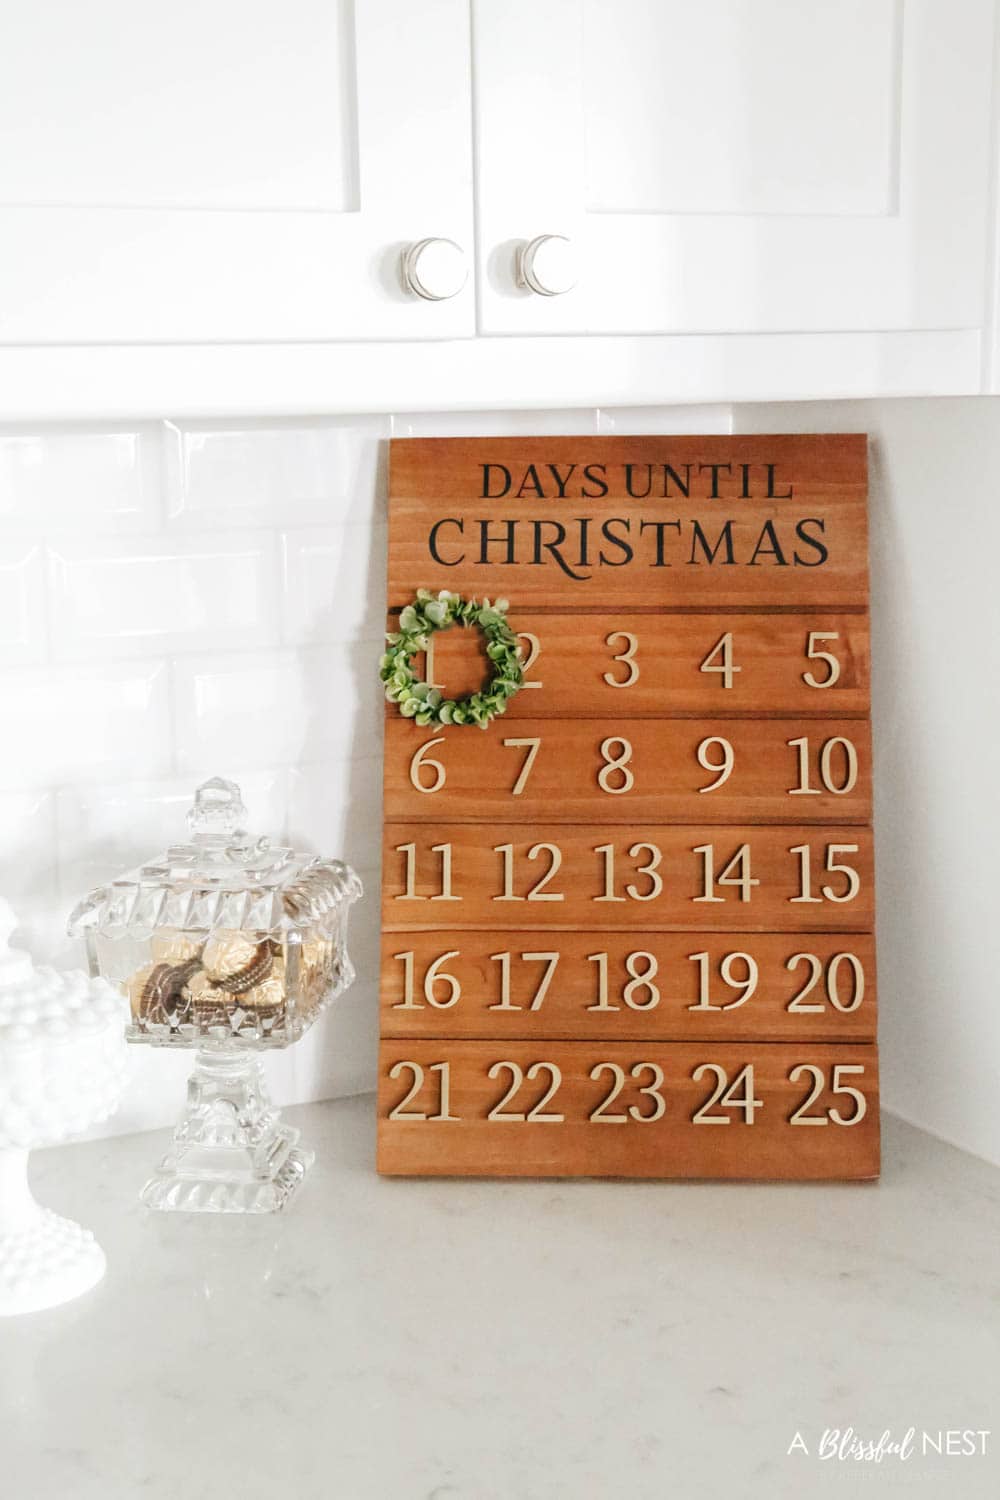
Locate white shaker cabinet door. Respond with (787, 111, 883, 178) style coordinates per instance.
(0, 0, 473, 342)
(473, 0, 996, 338)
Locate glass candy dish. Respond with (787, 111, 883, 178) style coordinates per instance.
(69, 778, 362, 1214)
(0, 901, 128, 1314)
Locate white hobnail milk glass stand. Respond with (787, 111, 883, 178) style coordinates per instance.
(0, 901, 127, 1315)
(0, 1147, 106, 1315)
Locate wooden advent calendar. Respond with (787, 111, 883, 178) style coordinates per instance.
(377, 435, 879, 1180)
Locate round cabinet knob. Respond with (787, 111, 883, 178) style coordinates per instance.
(517, 234, 577, 296)
(401, 238, 468, 301)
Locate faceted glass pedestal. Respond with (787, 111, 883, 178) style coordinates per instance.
(140, 1049, 314, 1214)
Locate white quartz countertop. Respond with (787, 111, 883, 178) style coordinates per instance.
(4, 1099, 999, 1500)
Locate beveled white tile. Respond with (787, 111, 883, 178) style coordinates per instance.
(0, 788, 57, 932)
(596, 405, 734, 434)
(0, 425, 160, 532)
(47, 532, 280, 659)
(56, 769, 287, 912)
(390, 409, 599, 437)
(172, 645, 383, 773)
(0, 661, 171, 788)
(281, 523, 386, 644)
(0, 543, 46, 664)
(287, 758, 383, 873)
(164, 416, 387, 528)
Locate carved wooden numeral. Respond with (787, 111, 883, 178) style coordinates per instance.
(786, 953, 865, 1012)
(494, 842, 564, 901)
(789, 843, 861, 904)
(488, 951, 560, 1011)
(589, 1062, 666, 1122)
(691, 1063, 762, 1125)
(700, 632, 740, 689)
(515, 631, 542, 688)
(788, 1064, 867, 1125)
(503, 736, 541, 795)
(387, 1061, 459, 1121)
(597, 737, 634, 794)
(395, 842, 460, 901)
(787, 735, 858, 795)
(409, 738, 446, 794)
(802, 631, 841, 688)
(603, 631, 639, 687)
(595, 842, 663, 902)
(693, 843, 759, 903)
(392, 950, 461, 1010)
(586, 951, 660, 1012)
(688, 951, 758, 1010)
(487, 1061, 564, 1122)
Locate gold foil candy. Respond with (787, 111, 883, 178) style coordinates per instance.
(202, 930, 259, 981)
(210, 940, 276, 996)
(239, 974, 285, 1017)
(128, 963, 156, 1020)
(150, 929, 202, 965)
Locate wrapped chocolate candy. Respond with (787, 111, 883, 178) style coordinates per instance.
(69, 778, 362, 1213)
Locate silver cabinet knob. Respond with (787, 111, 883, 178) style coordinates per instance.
(401, 238, 468, 301)
(517, 234, 577, 296)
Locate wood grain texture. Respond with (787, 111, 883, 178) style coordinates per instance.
(388, 434, 869, 609)
(379, 931, 877, 1043)
(380, 432, 876, 1180)
(384, 716, 872, 824)
(410, 609, 871, 717)
(377, 1040, 880, 1179)
(382, 823, 875, 932)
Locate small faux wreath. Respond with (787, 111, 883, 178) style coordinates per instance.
(380, 589, 524, 728)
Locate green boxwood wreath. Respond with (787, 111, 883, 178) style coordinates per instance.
(379, 589, 524, 728)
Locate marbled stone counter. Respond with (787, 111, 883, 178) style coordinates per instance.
(4, 1100, 998, 1499)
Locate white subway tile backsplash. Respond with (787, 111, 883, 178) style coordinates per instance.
(0, 425, 159, 532)
(172, 646, 383, 773)
(164, 417, 387, 528)
(288, 758, 383, 873)
(0, 402, 724, 1139)
(0, 788, 58, 933)
(391, 409, 598, 437)
(47, 531, 280, 659)
(0, 543, 46, 663)
(280, 523, 386, 644)
(0, 661, 171, 788)
(596, 405, 733, 435)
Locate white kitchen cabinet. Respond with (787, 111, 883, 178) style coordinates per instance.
(0, 0, 474, 343)
(0, 0, 998, 413)
(473, 0, 997, 341)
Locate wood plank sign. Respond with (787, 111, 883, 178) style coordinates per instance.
(378, 435, 879, 1180)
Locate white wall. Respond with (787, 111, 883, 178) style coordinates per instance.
(736, 399, 1000, 1165)
(2, 396, 995, 1165)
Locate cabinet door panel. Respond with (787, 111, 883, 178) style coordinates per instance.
(474, 0, 995, 336)
(0, 0, 473, 342)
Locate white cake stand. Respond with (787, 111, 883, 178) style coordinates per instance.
(0, 902, 128, 1315)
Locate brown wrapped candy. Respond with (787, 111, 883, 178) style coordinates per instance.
(133, 956, 201, 1027)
